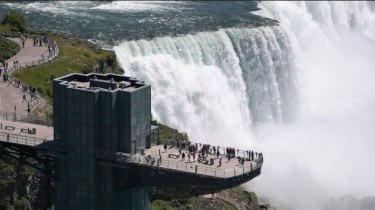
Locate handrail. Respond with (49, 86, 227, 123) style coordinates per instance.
(0, 111, 53, 127)
(97, 149, 263, 179)
(155, 138, 262, 160)
(5, 45, 59, 73)
(0, 37, 59, 123)
(3, 45, 59, 112)
(0, 131, 51, 146)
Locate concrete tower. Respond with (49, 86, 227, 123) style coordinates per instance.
(53, 73, 151, 210)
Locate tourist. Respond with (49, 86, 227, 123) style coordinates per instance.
(164, 143, 167, 153)
(181, 152, 185, 161)
(218, 158, 222, 167)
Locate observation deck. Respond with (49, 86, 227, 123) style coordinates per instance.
(0, 115, 263, 195)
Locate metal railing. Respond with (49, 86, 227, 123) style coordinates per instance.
(4, 46, 59, 73)
(0, 131, 50, 147)
(155, 139, 262, 160)
(2, 76, 42, 112)
(0, 112, 29, 121)
(0, 37, 59, 115)
(97, 149, 263, 179)
(156, 158, 262, 178)
(0, 111, 53, 127)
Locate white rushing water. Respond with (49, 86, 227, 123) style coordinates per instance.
(114, 1, 375, 209)
(115, 26, 298, 148)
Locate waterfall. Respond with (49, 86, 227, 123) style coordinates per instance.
(248, 2, 375, 210)
(114, 1, 375, 210)
(114, 26, 298, 145)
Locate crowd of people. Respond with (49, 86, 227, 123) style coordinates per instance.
(161, 139, 263, 168)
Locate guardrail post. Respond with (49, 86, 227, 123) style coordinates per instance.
(234, 168, 236, 176)
(195, 165, 198, 174)
(243, 166, 244, 175)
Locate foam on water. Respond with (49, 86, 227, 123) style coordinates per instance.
(90, 1, 187, 12)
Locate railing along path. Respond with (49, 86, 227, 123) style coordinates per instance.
(0, 111, 53, 127)
(0, 130, 50, 147)
(97, 148, 263, 179)
(1, 34, 59, 114)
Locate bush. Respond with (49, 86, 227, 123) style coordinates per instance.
(0, 36, 20, 60)
(13, 198, 31, 210)
(1, 11, 26, 33)
(151, 200, 175, 210)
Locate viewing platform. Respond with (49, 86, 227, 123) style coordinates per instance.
(0, 116, 263, 194)
(0, 118, 53, 146)
(97, 141, 263, 194)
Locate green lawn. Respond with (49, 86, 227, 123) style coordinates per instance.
(10, 33, 124, 104)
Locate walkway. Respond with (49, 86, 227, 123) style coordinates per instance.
(0, 119, 54, 147)
(0, 37, 57, 115)
(142, 144, 262, 178)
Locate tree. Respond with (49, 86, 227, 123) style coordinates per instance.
(1, 11, 26, 32)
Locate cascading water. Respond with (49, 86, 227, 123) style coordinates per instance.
(249, 2, 375, 210)
(114, 1, 375, 210)
(0, 0, 373, 209)
(115, 26, 298, 132)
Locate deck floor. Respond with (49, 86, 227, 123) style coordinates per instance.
(0, 119, 54, 140)
(144, 144, 260, 177)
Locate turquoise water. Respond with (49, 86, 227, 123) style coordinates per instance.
(0, 1, 271, 46)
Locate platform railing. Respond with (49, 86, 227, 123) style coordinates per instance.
(155, 139, 262, 160)
(0, 112, 29, 121)
(155, 156, 262, 178)
(97, 149, 263, 179)
(0, 111, 53, 127)
(0, 131, 50, 146)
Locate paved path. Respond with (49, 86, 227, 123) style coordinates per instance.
(0, 37, 49, 115)
(6, 38, 49, 68)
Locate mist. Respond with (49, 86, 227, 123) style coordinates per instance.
(113, 1, 375, 210)
(247, 2, 375, 210)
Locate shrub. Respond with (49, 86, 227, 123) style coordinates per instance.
(1, 11, 27, 33)
(13, 198, 31, 210)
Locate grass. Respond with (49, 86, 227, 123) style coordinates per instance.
(0, 35, 20, 60)
(10, 33, 124, 104)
